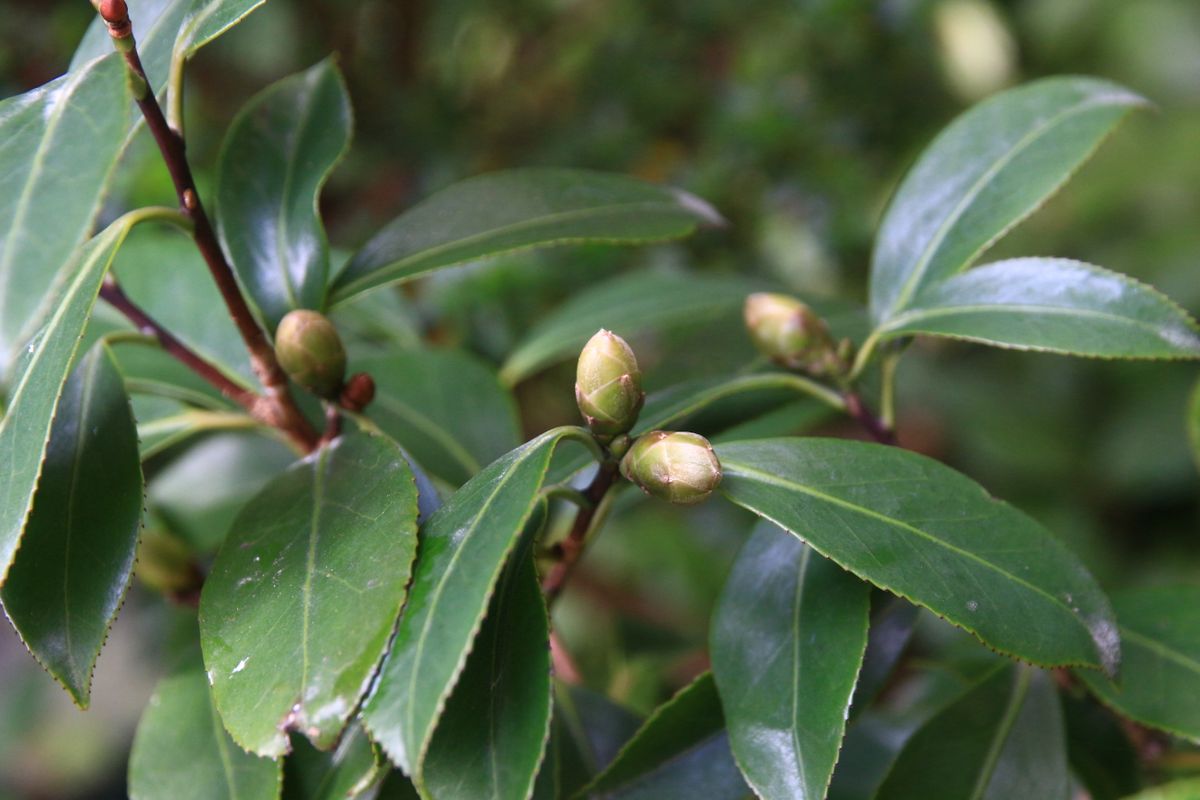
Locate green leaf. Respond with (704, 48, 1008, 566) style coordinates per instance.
(283, 724, 382, 800)
(873, 258, 1200, 360)
(870, 77, 1145, 323)
(0, 344, 142, 705)
(199, 432, 419, 757)
(0, 213, 144, 585)
(0, 53, 129, 379)
(1075, 585, 1200, 741)
(129, 636, 281, 800)
(875, 665, 1069, 800)
(112, 228, 256, 385)
(423, 531, 551, 800)
(710, 523, 870, 800)
(217, 59, 352, 330)
(362, 427, 594, 783)
(579, 673, 752, 800)
(715, 438, 1120, 674)
(329, 169, 722, 306)
(359, 349, 521, 486)
(500, 271, 756, 385)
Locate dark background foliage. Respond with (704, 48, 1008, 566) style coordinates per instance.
(2, 1, 1198, 796)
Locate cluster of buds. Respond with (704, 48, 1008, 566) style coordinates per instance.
(575, 330, 722, 505)
(743, 292, 849, 377)
(274, 309, 374, 412)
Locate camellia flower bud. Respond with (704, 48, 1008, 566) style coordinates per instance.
(620, 430, 722, 505)
(743, 292, 839, 375)
(274, 309, 347, 398)
(339, 372, 376, 413)
(575, 329, 644, 438)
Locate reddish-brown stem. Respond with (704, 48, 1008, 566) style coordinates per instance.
(100, 276, 260, 412)
(100, 5, 319, 452)
(321, 402, 343, 445)
(843, 391, 897, 445)
(542, 462, 618, 603)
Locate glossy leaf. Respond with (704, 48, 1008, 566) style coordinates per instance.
(874, 258, 1200, 359)
(199, 433, 419, 757)
(129, 644, 281, 800)
(217, 59, 352, 329)
(876, 665, 1070, 800)
(0, 53, 129, 378)
(870, 77, 1145, 323)
(579, 673, 752, 800)
(363, 427, 594, 781)
(423, 533, 551, 800)
(716, 438, 1120, 673)
(0, 214, 141, 585)
(329, 169, 722, 305)
(500, 271, 757, 384)
(359, 349, 521, 486)
(1075, 585, 1200, 741)
(711, 523, 870, 800)
(283, 724, 381, 800)
(0, 345, 142, 705)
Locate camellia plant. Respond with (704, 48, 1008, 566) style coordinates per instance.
(2, 1, 1200, 799)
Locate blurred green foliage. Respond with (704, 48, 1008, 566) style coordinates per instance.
(2, 0, 1198, 796)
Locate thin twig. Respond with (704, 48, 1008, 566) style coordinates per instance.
(98, 1, 319, 453)
(100, 276, 261, 413)
(843, 391, 897, 445)
(541, 462, 618, 603)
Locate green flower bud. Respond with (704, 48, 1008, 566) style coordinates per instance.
(743, 292, 838, 374)
(620, 431, 722, 505)
(575, 329, 644, 438)
(275, 310, 347, 398)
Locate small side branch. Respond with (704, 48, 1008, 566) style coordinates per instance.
(542, 462, 619, 604)
(98, 0, 319, 453)
(100, 277, 260, 413)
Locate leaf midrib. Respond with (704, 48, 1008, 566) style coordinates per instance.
(1121, 626, 1200, 678)
(404, 432, 559, 762)
(968, 667, 1031, 800)
(883, 97, 1119, 318)
(883, 302, 1196, 343)
(722, 459, 1098, 651)
(337, 199, 692, 299)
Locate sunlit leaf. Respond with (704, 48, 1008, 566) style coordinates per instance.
(870, 77, 1145, 323)
(217, 58, 352, 329)
(874, 258, 1200, 360)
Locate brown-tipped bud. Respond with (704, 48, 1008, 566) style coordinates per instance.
(339, 372, 376, 413)
(274, 310, 347, 399)
(99, 0, 132, 38)
(744, 293, 839, 375)
(620, 431, 722, 505)
(575, 329, 644, 438)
